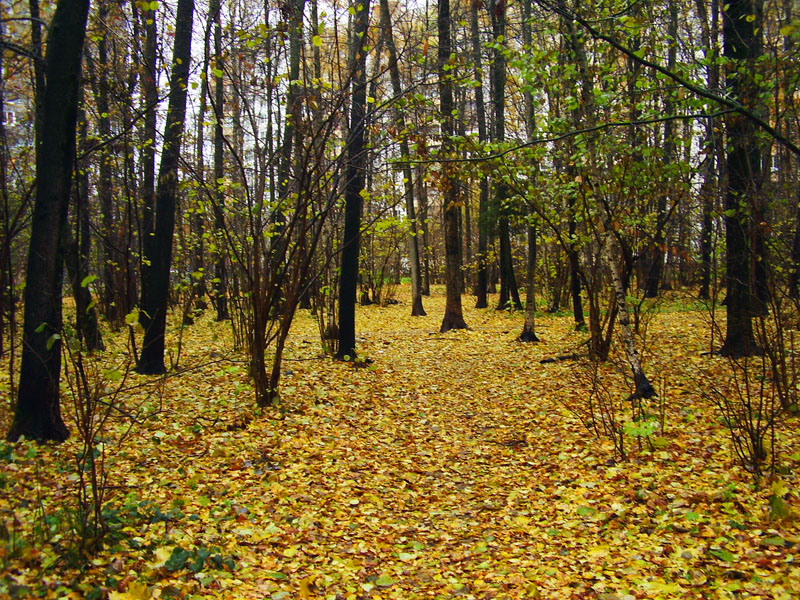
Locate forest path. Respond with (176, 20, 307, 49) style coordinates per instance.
(162, 289, 795, 599)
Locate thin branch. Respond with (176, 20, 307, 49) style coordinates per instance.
(538, 0, 800, 157)
(409, 110, 735, 164)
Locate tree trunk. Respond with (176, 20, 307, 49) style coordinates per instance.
(438, 0, 467, 333)
(8, 0, 90, 443)
(336, 0, 371, 360)
(137, 0, 195, 374)
(719, 0, 762, 358)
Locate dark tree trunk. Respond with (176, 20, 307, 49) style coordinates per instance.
(496, 214, 522, 310)
(378, 0, 424, 316)
(336, 0, 371, 360)
(137, 0, 195, 374)
(719, 0, 762, 358)
(8, 0, 90, 443)
(438, 0, 467, 332)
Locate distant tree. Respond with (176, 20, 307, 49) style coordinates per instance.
(8, 0, 90, 442)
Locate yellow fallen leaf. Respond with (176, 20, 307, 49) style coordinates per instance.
(151, 546, 174, 568)
(108, 582, 150, 600)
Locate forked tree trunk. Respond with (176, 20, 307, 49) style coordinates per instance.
(137, 0, 195, 374)
(8, 0, 90, 442)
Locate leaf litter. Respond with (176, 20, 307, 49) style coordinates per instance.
(1, 288, 799, 599)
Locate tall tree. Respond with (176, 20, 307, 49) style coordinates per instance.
(719, 0, 763, 357)
(438, 0, 468, 332)
(137, 0, 195, 374)
(7, 0, 90, 442)
(336, 0, 372, 359)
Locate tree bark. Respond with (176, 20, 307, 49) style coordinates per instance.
(137, 0, 195, 374)
(8, 0, 90, 442)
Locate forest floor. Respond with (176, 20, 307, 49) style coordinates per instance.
(1, 287, 800, 600)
